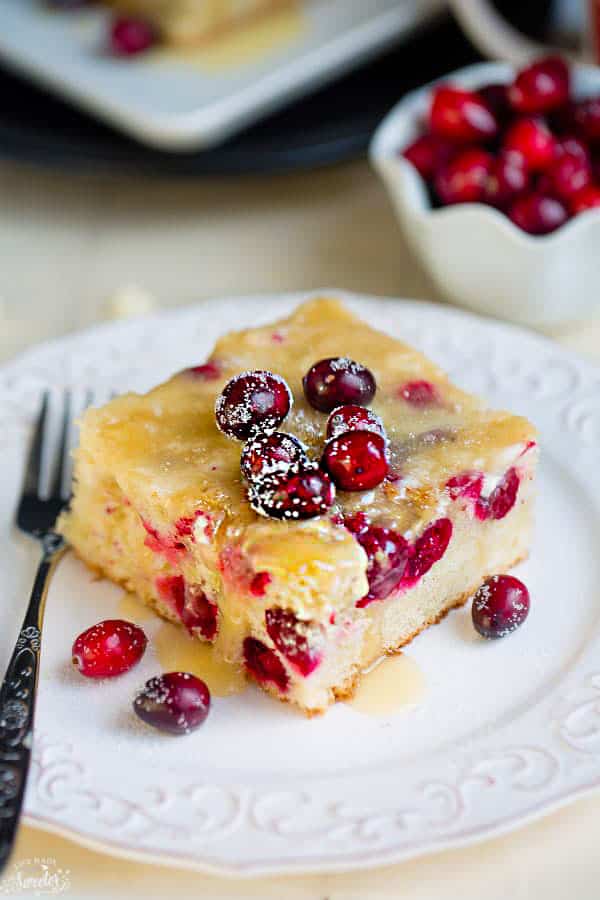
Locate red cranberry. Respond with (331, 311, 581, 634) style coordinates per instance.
(188, 361, 221, 380)
(398, 380, 441, 407)
(429, 85, 499, 142)
(248, 465, 335, 520)
(503, 118, 557, 172)
(322, 431, 388, 492)
(352, 523, 411, 606)
(556, 136, 590, 164)
(250, 572, 272, 597)
(265, 608, 323, 676)
(481, 467, 520, 520)
(156, 576, 219, 641)
(241, 431, 306, 482)
(574, 98, 600, 144)
(484, 153, 529, 208)
(72, 620, 147, 678)
(571, 184, 600, 214)
(478, 83, 512, 124)
(447, 471, 484, 503)
(215, 370, 292, 440)
(303, 357, 376, 413)
(435, 149, 494, 205)
(471, 575, 530, 639)
(243, 637, 289, 692)
(407, 518, 453, 580)
(110, 17, 157, 56)
(326, 405, 386, 440)
(133, 672, 210, 734)
(402, 133, 456, 181)
(508, 56, 569, 115)
(544, 151, 591, 202)
(508, 192, 568, 235)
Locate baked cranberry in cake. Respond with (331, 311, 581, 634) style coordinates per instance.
(133, 673, 211, 734)
(216, 370, 292, 439)
(243, 638, 289, 692)
(398, 380, 441, 408)
(303, 357, 376, 412)
(110, 17, 157, 55)
(265, 608, 323, 676)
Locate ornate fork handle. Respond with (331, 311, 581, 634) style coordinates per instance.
(0, 533, 65, 866)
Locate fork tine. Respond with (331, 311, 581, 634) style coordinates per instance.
(22, 392, 49, 498)
(49, 391, 71, 501)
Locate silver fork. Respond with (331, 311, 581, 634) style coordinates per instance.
(0, 391, 85, 873)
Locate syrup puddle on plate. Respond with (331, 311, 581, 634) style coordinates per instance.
(118, 592, 156, 624)
(156, 4, 305, 72)
(118, 592, 247, 697)
(153, 621, 247, 698)
(347, 654, 425, 717)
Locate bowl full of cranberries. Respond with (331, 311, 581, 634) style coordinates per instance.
(370, 57, 600, 327)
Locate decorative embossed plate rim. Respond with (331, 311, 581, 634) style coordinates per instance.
(1, 291, 600, 877)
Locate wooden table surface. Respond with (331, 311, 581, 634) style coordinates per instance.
(1, 157, 599, 899)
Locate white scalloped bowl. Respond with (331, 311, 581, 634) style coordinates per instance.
(370, 61, 600, 328)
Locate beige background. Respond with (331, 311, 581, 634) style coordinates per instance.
(1, 158, 600, 898)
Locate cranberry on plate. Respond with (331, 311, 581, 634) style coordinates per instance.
(72, 619, 147, 678)
(133, 672, 211, 734)
(110, 17, 157, 56)
(471, 574, 530, 639)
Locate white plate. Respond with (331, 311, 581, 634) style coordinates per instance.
(2, 292, 600, 877)
(0, 0, 443, 151)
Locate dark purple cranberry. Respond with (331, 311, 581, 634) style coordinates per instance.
(133, 672, 210, 734)
(326, 405, 386, 440)
(241, 432, 306, 482)
(215, 370, 292, 440)
(484, 153, 529, 208)
(508, 192, 569, 235)
(322, 431, 388, 492)
(243, 638, 289, 692)
(302, 357, 376, 413)
(471, 575, 530, 639)
(110, 17, 157, 56)
(478, 83, 512, 124)
(248, 465, 335, 520)
(265, 608, 323, 676)
(574, 98, 600, 144)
